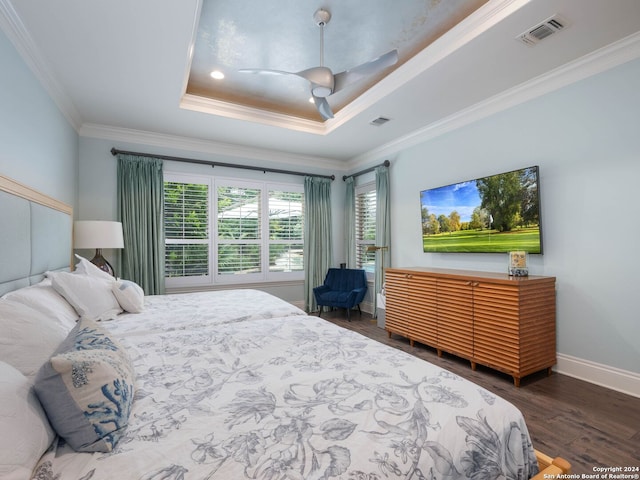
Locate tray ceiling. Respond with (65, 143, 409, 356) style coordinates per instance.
(186, 0, 488, 121)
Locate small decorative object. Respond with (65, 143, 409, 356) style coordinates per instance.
(508, 251, 529, 277)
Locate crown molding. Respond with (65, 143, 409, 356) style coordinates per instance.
(350, 30, 640, 166)
(0, 0, 82, 130)
(79, 123, 347, 172)
(180, 94, 332, 135)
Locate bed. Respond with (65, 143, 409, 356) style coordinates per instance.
(0, 174, 570, 480)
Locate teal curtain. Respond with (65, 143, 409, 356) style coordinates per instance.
(304, 176, 332, 312)
(117, 154, 165, 295)
(344, 176, 356, 268)
(374, 165, 390, 314)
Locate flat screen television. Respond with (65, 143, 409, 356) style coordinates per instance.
(420, 166, 542, 253)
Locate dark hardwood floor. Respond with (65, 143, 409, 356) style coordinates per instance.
(320, 310, 640, 475)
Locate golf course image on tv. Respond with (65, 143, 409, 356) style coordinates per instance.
(420, 166, 542, 253)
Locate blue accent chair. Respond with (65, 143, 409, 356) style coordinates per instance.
(313, 268, 368, 321)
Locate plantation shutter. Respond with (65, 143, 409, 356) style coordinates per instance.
(268, 190, 304, 272)
(164, 180, 209, 278)
(355, 185, 376, 272)
(217, 185, 262, 275)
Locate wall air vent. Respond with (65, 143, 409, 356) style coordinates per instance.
(517, 14, 567, 46)
(370, 116, 391, 126)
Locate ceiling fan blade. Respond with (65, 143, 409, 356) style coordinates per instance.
(333, 49, 399, 92)
(240, 66, 335, 97)
(238, 68, 298, 77)
(312, 95, 334, 120)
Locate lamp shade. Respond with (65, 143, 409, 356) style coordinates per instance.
(73, 221, 124, 249)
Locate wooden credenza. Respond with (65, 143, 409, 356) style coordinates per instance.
(385, 267, 556, 386)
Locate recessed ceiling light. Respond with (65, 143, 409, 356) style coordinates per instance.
(210, 70, 224, 80)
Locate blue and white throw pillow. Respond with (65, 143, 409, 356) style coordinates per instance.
(34, 317, 135, 452)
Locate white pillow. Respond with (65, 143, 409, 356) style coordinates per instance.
(2, 279, 79, 330)
(73, 254, 115, 281)
(112, 279, 145, 313)
(51, 272, 122, 322)
(0, 300, 70, 378)
(0, 361, 55, 480)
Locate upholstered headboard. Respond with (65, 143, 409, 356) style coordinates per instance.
(0, 175, 73, 295)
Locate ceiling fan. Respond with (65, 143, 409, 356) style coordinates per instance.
(239, 8, 399, 120)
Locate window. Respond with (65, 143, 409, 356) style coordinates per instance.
(268, 190, 304, 273)
(164, 173, 303, 287)
(355, 183, 376, 274)
(216, 184, 262, 276)
(164, 175, 210, 280)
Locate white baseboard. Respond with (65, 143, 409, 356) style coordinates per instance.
(361, 300, 374, 315)
(555, 353, 640, 398)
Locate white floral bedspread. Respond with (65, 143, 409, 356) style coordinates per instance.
(105, 288, 306, 336)
(33, 293, 539, 480)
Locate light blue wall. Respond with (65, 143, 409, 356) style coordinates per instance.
(0, 29, 78, 207)
(387, 58, 640, 374)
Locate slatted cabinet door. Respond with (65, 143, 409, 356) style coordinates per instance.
(472, 282, 522, 374)
(406, 274, 437, 348)
(473, 279, 556, 386)
(436, 278, 474, 362)
(516, 280, 556, 380)
(384, 270, 412, 338)
(385, 270, 438, 348)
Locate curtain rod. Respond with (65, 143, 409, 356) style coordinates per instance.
(110, 148, 335, 180)
(342, 159, 390, 181)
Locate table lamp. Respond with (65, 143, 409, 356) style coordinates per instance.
(73, 221, 124, 277)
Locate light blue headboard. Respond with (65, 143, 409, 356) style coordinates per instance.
(0, 175, 73, 296)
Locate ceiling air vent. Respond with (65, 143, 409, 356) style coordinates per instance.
(370, 116, 391, 126)
(517, 15, 567, 46)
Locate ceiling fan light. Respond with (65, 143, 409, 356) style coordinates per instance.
(311, 85, 332, 97)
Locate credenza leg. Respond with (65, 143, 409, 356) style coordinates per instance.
(470, 361, 476, 371)
(513, 376, 521, 387)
